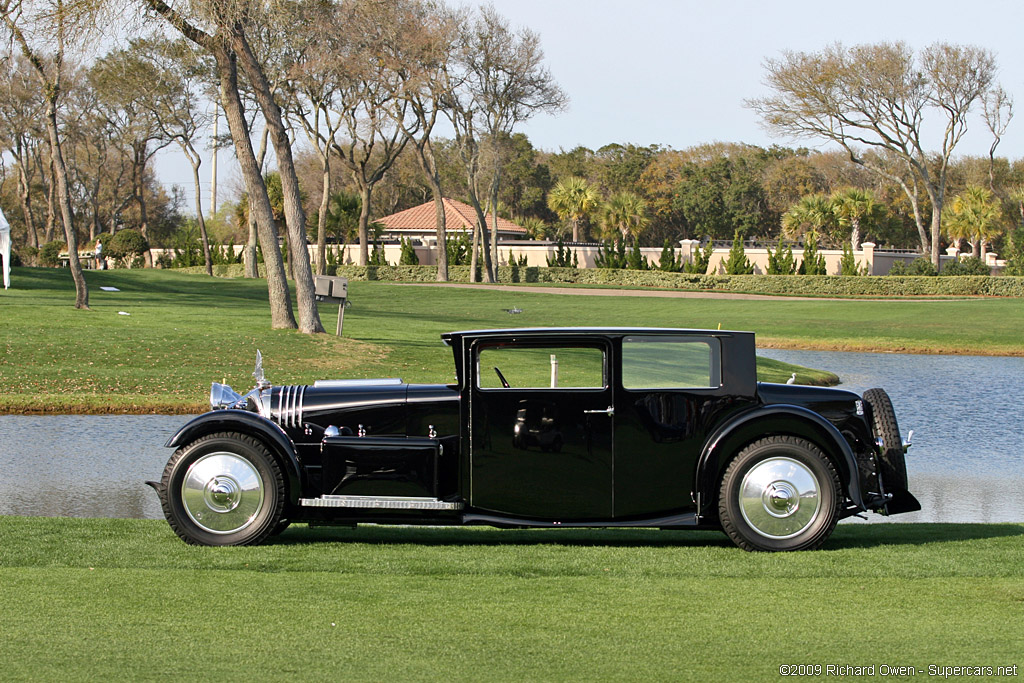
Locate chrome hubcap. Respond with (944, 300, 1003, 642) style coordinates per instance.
(182, 452, 264, 534)
(739, 457, 821, 539)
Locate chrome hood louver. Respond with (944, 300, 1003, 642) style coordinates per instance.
(272, 385, 306, 429)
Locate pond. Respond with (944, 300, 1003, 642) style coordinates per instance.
(0, 350, 1021, 523)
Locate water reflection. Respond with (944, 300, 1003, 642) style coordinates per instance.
(760, 349, 1024, 524)
(0, 351, 1022, 523)
(0, 415, 185, 520)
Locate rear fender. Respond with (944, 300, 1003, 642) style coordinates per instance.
(695, 405, 866, 517)
(165, 410, 303, 504)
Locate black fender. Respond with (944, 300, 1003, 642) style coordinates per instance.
(695, 404, 866, 517)
(165, 410, 303, 504)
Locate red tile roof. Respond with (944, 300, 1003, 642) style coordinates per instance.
(378, 198, 526, 234)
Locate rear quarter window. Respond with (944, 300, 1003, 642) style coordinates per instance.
(621, 336, 721, 390)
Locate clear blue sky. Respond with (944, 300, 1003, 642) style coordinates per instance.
(487, 0, 1024, 157)
(156, 0, 1024, 211)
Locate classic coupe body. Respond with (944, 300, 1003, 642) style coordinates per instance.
(152, 328, 920, 551)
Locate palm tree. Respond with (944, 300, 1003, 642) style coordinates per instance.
(599, 192, 649, 245)
(831, 187, 885, 250)
(781, 194, 838, 243)
(943, 186, 1004, 258)
(547, 177, 600, 242)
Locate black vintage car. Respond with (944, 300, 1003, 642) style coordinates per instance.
(150, 328, 920, 551)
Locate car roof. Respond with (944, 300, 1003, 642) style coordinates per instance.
(442, 327, 753, 345)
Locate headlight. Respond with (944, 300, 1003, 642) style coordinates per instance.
(210, 382, 243, 410)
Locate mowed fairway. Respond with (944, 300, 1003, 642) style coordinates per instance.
(0, 518, 1022, 681)
(2, 267, 1022, 412)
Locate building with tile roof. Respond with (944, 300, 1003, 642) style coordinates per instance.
(377, 198, 527, 242)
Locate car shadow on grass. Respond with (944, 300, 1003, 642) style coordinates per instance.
(264, 522, 1024, 550)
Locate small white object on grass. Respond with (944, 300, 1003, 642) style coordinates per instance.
(99, 286, 120, 292)
(118, 311, 131, 316)
(786, 373, 797, 385)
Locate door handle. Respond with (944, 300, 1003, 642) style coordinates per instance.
(583, 406, 614, 417)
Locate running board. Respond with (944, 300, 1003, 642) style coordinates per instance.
(300, 495, 463, 511)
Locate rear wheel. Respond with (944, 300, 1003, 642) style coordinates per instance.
(159, 431, 285, 546)
(863, 388, 908, 492)
(719, 436, 841, 551)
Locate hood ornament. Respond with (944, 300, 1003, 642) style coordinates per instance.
(253, 350, 271, 390)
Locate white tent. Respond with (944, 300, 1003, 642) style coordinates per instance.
(0, 207, 10, 289)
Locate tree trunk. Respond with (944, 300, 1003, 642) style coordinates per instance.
(316, 155, 329, 275)
(571, 218, 580, 242)
(16, 158, 38, 249)
(358, 185, 372, 266)
(190, 158, 213, 276)
(413, 139, 447, 282)
(215, 47, 295, 329)
(850, 218, 861, 251)
(45, 156, 56, 243)
(466, 192, 494, 282)
(469, 221, 480, 283)
(244, 202, 259, 278)
(44, 99, 88, 309)
(231, 27, 323, 334)
(489, 168, 501, 278)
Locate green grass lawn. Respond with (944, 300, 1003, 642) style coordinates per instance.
(1, 517, 1021, 681)
(3, 266, 1022, 413)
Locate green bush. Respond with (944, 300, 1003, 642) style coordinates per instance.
(1003, 225, 1024, 276)
(595, 241, 627, 269)
(18, 245, 38, 266)
(399, 237, 419, 266)
(106, 229, 150, 267)
(766, 242, 797, 275)
(723, 231, 753, 274)
(626, 242, 649, 270)
(546, 240, 577, 268)
(889, 257, 937, 276)
(839, 243, 866, 276)
(446, 234, 471, 266)
(658, 240, 683, 272)
(39, 241, 66, 267)
(799, 234, 827, 275)
(941, 257, 990, 276)
(683, 242, 713, 274)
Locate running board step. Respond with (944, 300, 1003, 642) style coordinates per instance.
(299, 495, 463, 511)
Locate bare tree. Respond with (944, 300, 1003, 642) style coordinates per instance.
(121, 37, 216, 275)
(750, 42, 998, 267)
(0, 52, 45, 248)
(982, 86, 1013, 195)
(1, 0, 92, 308)
(143, 0, 297, 328)
(445, 5, 565, 281)
(372, 0, 461, 281)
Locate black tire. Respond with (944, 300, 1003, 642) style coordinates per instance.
(159, 431, 285, 546)
(718, 436, 841, 552)
(269, 519, 292, 536)
(863, 388, 909, 492)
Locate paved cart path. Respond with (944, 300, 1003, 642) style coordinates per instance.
(396, 282, 967, 302)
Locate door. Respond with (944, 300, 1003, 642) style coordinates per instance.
(469, 340, 614, 519)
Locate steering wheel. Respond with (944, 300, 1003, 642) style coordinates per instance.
(493, 366, 510, 388)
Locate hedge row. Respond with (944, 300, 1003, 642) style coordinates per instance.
(173, 263, 1024, 297)
(325, 265, 1024, 297)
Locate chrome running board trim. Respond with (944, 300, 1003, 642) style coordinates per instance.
(299, 495, 463, 511)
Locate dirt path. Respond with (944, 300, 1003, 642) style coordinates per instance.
(396, 282, 966, 302)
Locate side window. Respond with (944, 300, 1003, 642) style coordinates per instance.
(477, 345, 606, 389)
(621, 336, 721, 390)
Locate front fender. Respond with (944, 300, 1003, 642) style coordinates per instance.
(166, 410, 303, 504)
(695, 404, 866, 517)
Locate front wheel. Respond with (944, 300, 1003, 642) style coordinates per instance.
(159, 432, 285, 546)
(718, 436, 841, 551)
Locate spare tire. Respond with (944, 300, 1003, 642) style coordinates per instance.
(863, 388, 908, 492)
